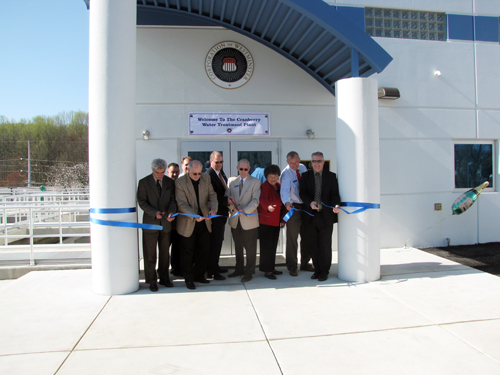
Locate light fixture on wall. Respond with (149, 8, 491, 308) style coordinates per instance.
(378, 87, 400, 100)
(434, 70, 441, 77)
(142, 130, 150, 141)
(306, 129, 315, 139)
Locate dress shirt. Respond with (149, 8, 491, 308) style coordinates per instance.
(280, 164, 308, 205)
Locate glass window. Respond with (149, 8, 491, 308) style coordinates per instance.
(454, 143, 494, 189)
(365, 7, 446, 41)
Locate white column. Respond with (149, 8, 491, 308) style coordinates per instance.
(89, 0, 139, 295)
(336, 77, 380, 282)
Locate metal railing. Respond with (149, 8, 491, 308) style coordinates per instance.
(0, 189, 90, 265)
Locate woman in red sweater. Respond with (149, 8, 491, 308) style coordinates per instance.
(258, 164, 285, 279)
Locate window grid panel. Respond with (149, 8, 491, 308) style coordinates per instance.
(365, 7, 447, 41)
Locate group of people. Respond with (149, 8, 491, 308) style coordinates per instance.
(137, 151, 341, 291)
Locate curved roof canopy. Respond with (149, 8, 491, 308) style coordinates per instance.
(134, 0, 392, 95)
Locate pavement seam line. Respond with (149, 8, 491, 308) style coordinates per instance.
(438, 320, 500, 366)
(53, 295, 112, 375)
(243, 283, 284, 375)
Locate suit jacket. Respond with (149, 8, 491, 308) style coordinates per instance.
(299, 169, 341, 225)
(227, 175, 261, 230)
(175, 173, 218, 237)
(137, 174, 177, 232)
(205, 167, 229, 217)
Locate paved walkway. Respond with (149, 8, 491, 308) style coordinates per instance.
(1, 247, 500, 374)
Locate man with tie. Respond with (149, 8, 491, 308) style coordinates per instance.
(205, 151, 229, 280)
(175, 160, 218, 290)
(166, 162, 182, 277)
(280, 151, 314, 276)
(227, 159, 261, 282)
(137, 158, 177, 292)
(299, 152, 341, 282)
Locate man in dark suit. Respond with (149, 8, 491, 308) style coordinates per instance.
(299, 152, 341, 282)
(205, 151, 229, 280)
(137, 158, 177, 292)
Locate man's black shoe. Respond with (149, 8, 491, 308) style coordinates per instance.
(160, 280, 174, 288)
(149, 282, 159, 292)
(241, 274, 253, 282)
(212, 273, 226, 280)
(228, 271, 244, 278)
(300, 264, 315, 272)
(185, 281, 196, 290)
(264, 272, 277, 280)
(311, 273, 319, 280)
(318, 274, 328, 282)
(272, 269, 283, 275)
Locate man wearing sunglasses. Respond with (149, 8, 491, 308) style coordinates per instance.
(226, 159, 261, 282)
(205, 151, 229, 280)
(175, 160, 218, 290)
(299, 152, 341, 282)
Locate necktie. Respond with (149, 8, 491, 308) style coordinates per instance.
(296, 169, 301, 181)
(314, 173, 321, 210)
(219, 172, 227, 190)
(239, 179, 244, 194)
(156, 180, 161, 195)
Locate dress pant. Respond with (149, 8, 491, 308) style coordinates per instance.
(142, 229, 171, 284)
(258, 224, 280, 272)
(305, 213, 333, 275)
(207, 216, 227, 275)
(285, 203, 311, 270)
(231, 222, 258, 276)
(169, 229, 181, 273)
(180, 221, 210, 283)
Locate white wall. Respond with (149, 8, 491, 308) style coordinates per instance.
(136, 26, 336, 174)
(135, 0, 500, 248)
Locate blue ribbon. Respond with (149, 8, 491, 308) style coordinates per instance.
(89, 216, 163, 230)
(90, 207, 163, 231)
(322, 201, 380, 215)
(283, 207, 314, 222)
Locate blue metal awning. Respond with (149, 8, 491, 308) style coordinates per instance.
(87, 0, 393, 95)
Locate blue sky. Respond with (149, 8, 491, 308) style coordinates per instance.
(0, 1, 89, 121)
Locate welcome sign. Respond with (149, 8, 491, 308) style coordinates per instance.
(189, 112, 270, 136)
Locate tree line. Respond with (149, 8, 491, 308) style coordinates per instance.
(0, 111, 89, 188)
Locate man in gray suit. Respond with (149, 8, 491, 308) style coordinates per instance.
(137, 158, 177, 292)
(227, 159, 261, 282)
(175, 160, 218, 290)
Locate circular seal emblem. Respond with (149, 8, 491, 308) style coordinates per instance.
(205, 41, 254, 89)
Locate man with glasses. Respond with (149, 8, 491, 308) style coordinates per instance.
(175, 160, 218, 289)
(227, 159, 261, 282)
(137, 158, 177, 292)
(299, 152, 341, 282)
(166, 162, 182, 277)
(280, 151, 314, 276)
(205, 151, 229, 280)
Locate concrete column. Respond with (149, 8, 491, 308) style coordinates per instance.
(336, 77, 381, 282)
(89, 0, 139, 295)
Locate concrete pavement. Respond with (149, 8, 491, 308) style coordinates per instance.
(1, 247, 500, 374)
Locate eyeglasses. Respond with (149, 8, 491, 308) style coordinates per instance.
(191, 172, 202, 176)
(311, 160, 324, 164)
(214, 161, 224, 164)
(239, 168, 249, 171)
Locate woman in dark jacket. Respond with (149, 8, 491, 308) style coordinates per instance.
(258, 164, 285, 279)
